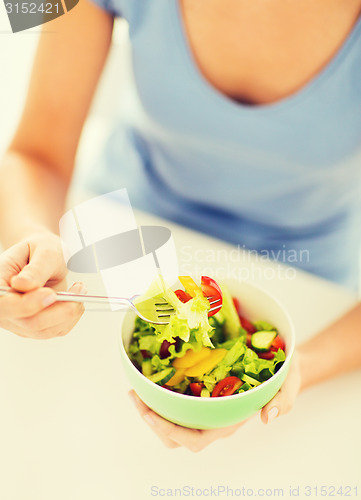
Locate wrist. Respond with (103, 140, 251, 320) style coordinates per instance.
(1, 222, 56, 249)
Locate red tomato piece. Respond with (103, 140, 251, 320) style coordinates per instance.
(190, 382, 204, 397)
(239, 315, 257, 334)
(270, 335, 285, 352)
(140, 350, 152, 359)
(212, 376, 243, 397)
(201, 276, 223, 316)
(174, 289, 192, 303)
(257, 351, 275, 360)
(232, 297, 241, 315)
(246, 333, 252, 348)
(159, 340, 174, 359)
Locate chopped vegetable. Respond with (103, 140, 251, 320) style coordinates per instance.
(128, 277, 286, 398)
(174, 289, 192, 303)
(147, 368, 175, 386)
(212, 376, 243, 397)
(201, 276, 223, 316)
(184, 348, 227, 377)
(216, 284, 242, 339)
(250, 331, 277, 352)
(178, 276, 202, 297)
(190, 382, 204, 396)
(173, 346, 211, 368)
(165, 368, 186, 386)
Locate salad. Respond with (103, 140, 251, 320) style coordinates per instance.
(128, 276, 286, 398)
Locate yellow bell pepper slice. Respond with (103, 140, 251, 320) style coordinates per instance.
(173, 347, 211, 368)
(165, 368, 186, 387)
(184, 348, 227, 377)
(178, 276, 202, 298)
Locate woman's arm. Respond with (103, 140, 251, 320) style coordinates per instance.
(0, 0, 114, 338)
(0, 0, 114, 246)
(298, 301, 361, 390)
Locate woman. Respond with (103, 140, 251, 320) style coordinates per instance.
(0, 0, 360, 451)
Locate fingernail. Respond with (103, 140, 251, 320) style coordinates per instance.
(267, 407, 279, 423)
(143, 413, 155, 427)
(73, 282, 88, 295)
(42, 294, 56, 308)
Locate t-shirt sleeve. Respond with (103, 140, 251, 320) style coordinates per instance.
(89, 0, 123, 17)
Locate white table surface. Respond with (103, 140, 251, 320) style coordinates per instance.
(0, 209, 360, 500)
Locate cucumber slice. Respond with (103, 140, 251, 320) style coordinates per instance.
(200, 388, 211, 397)
(240, 373, 261, 387)
(141, 359, 154, 377)
(147, 368, 175, 386)
(251, 330, 277, 352)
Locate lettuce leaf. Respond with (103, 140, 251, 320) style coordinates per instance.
(242, 347, 285, 381)
(151, 354, 170, 371)
(153, 288, 214, 347)
(138, 335, 161, 355)
(253, 320, 277, 332)
(215, 284, 241, 339)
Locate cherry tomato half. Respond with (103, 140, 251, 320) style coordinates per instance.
(212, 376, 243, 397)
(239, 315, 257, 334)
(190, 382, 204, 397)
(174, 289, 192, 303)
(257, 351, 275, 360)
(270, 335, 285, 352)
(257, 336, 285, 359)
(201, 276, 223, 316)
(160, 337, 180, 359)
(232, 297, 241, 315)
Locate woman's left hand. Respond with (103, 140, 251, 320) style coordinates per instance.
(129, 351, 302, 452)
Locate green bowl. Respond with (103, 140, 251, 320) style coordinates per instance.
(118, 279, 295, 429)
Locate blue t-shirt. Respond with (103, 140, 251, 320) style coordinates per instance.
(88, 0, 361, 290)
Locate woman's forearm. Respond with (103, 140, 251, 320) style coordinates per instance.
(298, 301, 361, 391)
(0, 150, 69, 247)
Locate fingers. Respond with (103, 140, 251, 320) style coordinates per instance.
(129, 391, 180, 449)
(10, 245, 63, 292)
(129, 390, 249, 452)
(0, 241, 29, 287)
(260, 353, 301, 424)
(14, 282, 86, 339)
(0, 286, 57, 318)
(0, 282, 86, 339)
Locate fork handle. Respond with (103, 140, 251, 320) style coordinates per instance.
(0, 287, 130, 308)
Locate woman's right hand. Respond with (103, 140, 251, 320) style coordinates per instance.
(0, 231, 85, 339)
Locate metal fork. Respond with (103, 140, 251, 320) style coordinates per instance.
(0, 286, 221, 325)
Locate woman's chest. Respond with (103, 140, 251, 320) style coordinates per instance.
(179, 0, 361, 105)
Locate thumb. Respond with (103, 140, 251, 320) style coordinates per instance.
(10, 246, 60, 292)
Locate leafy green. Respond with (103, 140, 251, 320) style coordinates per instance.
(138, 335, 161, 355)
(216, 284, 241, 339)
(242, 347, 285, 381)
(253, 320, 277, 332)
(222, 338, 246, 366)
(208, 315, 225, 344)
(153, 290, 214, 347)
(151, 354, 170, 371)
